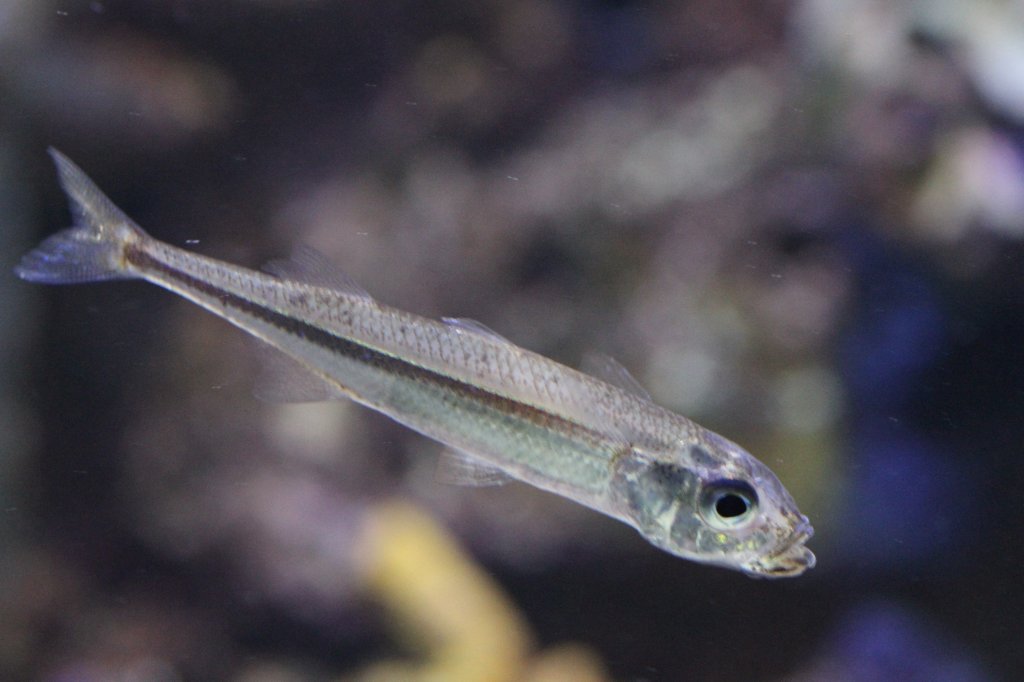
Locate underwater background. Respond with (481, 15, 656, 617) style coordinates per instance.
(2, 1, 1022, 680)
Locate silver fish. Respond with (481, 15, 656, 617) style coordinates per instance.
(16, 149, 815, 577)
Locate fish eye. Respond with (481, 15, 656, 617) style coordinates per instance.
(700, 480, 758, 529)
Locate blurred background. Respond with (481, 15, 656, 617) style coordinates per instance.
(2, 0, 1022, 680)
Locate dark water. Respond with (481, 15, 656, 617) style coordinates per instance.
(3, 2, 1022, 680)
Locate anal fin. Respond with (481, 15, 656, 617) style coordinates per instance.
(252, 343, 346, 403)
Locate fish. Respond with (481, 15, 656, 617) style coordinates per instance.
(15, 149, 815, 577)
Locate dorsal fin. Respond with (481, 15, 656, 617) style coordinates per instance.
(441, 317, 510, 343)
(580, 351, 653, 401)
(435, 448, 513, 487)
(262, 245, 372, 299)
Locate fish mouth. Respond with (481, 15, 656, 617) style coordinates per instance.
(746, 519, 816, 578)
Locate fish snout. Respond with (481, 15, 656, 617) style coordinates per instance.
(747, 520, 816, 577)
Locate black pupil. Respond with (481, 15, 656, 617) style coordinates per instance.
(715, 493, 749, 518)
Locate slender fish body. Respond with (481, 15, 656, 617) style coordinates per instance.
(16, 150, 814, 577)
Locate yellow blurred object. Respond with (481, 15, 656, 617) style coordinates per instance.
(356, 501, 531, 682)
(352, 501, 609, 682)
(522, 644, 609, 682)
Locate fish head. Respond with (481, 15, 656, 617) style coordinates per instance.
(610, 431, 815, 577)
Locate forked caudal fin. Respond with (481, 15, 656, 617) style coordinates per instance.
(15, 148, 148, 284)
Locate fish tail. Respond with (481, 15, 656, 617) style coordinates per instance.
(15, 148, 148, 284)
